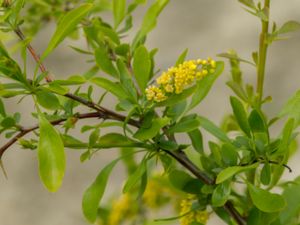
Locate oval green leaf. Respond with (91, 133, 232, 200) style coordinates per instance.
(38, 113, 65, 192)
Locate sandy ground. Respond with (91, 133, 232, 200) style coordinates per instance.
(1, 1, 300, 224)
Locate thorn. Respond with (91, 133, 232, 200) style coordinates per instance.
(0, 159, 8, 179)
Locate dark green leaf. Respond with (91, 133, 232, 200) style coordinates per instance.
(260, 162, 271, 185)
(248, 109, 266, 133)
(1, 116, 15, 128)
(221, 143, 238, 166)
(188, 129, 204, 154)
(212, 180, 231, 207)
(230, 96, 251, 137)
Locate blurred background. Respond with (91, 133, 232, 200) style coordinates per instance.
(1, 0, 300, 224)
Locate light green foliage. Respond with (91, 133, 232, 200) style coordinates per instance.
(38, 113, 65, 192)
(1, 1, 300, 225)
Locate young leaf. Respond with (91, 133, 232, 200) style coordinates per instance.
(273, 118, 294, 157)
(279, 90, 300, 125)
(123, 157, 147, 193)
(277, 20, 300, 35)
(133, 45, 151, 91)
(42, 3, 93, 59)
(198, 116, 231, 143)
(230, 96, 251, 137)
(113, 0, 126, 28)
(132, 0, 169, 48)
(175, 48, 188, 66)
(248, 183, 286, 213)
(94, 47, 119, 78)
(216, 163, 258, 184)
(36, 91, 60, 110)
(133, 117, 170, 141)
(188, 61, 224, 110)
(91, 77, 128, 99)
(82, 159, 119, 223)
(212, 180, 231, 207)
(168, 116, 201, 133)
(38, 113, 65, 192)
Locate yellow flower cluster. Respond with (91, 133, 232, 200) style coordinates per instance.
(145, 58, 216, 102)
(108, 193, 136, 225)
(179, 195, 209, 225)
(143, 179, 173, 208)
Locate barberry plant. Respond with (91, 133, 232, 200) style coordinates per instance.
(0, 0, 300, 225)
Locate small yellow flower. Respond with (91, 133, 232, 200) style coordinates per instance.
(179, 195, 209, 225)
(145, 58, 215, 103)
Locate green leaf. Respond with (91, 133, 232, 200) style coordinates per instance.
(51, 75, 86, 86)
(188, 61, 224, 110)
(188, 129, 204, 154)
(279, 179, 300, 224)
(169, 169, 203, 194)
(97, 133, 140, 148)
(113, 0, 126, 28)
(123, 157, 147, 193)
(42, 3, 93, 59)
(156, 85, 196, 107)
(38, 113, 65, 192)
(279, 90, 300, 125)
(248, 109, 266, 133)
(1, 116, 15, 128)
(212, 180, 231, 207)
(230, 96, 251, 137)
(175, 48, 188, 66)
(248, 183, 286, 213)
(94, 47, 119, 78)
(274, 118, 294, 156)
(260, 162, 271, 185)
(221, 143, 238, 166)
(132, 0, 169, 49)
(0, 99, 6, 116)
(277, 21, 300, 35)
(168, 115, 201, 133)
(216, 163, 258, 184)
(238, 0, 256, 10)
(91, 77, 128, 99)
(133, 45, 151, 91)
(116, 59, 137, 101)
(82, 158, 119, 223)
(198, 116, 231, 143)
(133, 117, 170, 141)
(36, 91, 60, 110)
